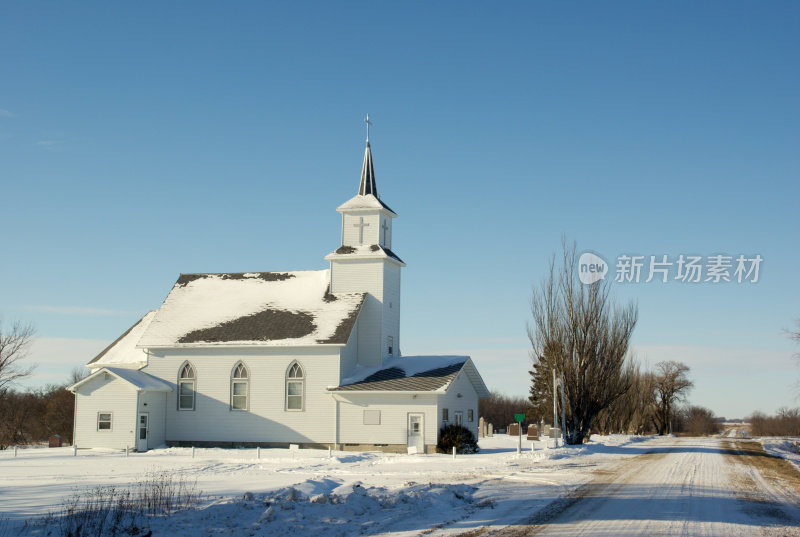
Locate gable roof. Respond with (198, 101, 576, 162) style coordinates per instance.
(69, 367, 173, 393)
(87, 311, 155, 368)
(137, 270, 365, 348)
(330, 356, 490, 396)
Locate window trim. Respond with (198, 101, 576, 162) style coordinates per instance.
(285, 361, 305, 412)
(97, 412, 113, 431)
(230, 362, 249, 411)
(468, 409, 474, 422)
(178, 362, 196, 411)
(442, 408, 449, 422)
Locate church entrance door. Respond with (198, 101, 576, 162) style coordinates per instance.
(407, 413, 424, 452)
(137, 412, 149, 452)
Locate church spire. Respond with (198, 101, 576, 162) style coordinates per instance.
(358, 114, 378, 197)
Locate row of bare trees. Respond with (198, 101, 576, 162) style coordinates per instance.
(0, 318, 87, 448)
(0, 384, 79, 448)
(478, 392, 531, 429)
(526, 242, 710, 443)
(748, 408, 800, 436)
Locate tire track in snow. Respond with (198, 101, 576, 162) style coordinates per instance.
(464, 437, 800, 537)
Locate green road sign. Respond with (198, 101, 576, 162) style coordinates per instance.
(514, 413, 525, 423)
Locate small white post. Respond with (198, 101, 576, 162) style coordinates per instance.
(257, 446, 261, 459)
(328, 446, 332, 458)
(14, 446, 18, 457)
(73, 444, 77, 457)
(452, 446, 456, 460)
(531, 442, 534, 453)
(192, 446, 195, 458)
(126, 445, 129, 457)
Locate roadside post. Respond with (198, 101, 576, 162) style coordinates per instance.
(514, 413, 525, 454)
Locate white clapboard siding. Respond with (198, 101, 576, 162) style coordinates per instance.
(382, 263, 401, 357)
(339, 324, 359, 379)
(331, 259, 384, 298)
(138, 391, 167, 448)
(336, 393, 438, 446)
(74, 373, 137, 449)
(143, 347, 341, 444)
(437, 371, 481, 438)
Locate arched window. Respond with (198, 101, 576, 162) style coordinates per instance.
(231, 362, 249, 410)
(178, 362, 195, 410)
(286, 362, 304, 411)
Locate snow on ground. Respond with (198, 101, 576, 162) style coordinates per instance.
(759, 437, 800, 471)
(0, 434, 654, 536)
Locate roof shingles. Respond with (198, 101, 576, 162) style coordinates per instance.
(137, 270, 365, 347)
(333, 360, 466, 392)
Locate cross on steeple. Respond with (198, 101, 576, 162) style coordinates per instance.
(353, 216, 370, 244)
(365, 113, 372, 142)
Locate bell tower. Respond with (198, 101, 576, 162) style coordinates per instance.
(325, 117, 404, 368)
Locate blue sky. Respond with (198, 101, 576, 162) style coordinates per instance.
(1, 2, 798, 419)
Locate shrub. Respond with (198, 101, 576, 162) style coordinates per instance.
(437, 424, 479, 454)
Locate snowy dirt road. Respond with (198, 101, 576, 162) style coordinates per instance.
(478, 437, 800, 537)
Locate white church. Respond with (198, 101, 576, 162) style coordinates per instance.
(70, 125, 490, 453)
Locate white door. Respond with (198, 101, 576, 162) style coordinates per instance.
(137, 412, 149, 452)
(407, 413, 424, 452)
(454, 411, 463, 426)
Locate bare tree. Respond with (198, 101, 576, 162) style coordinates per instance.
(652, 360, 693, 435)
(0, 319, 36, 391)
(594, 362, 656, 435)
(528, 241, 638, 444)
(68, 366, 90, 385)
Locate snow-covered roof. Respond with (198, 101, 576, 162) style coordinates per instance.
(325, 244, 405, 265)
(69, 367, 173, 393)
(87, 311, 156, 368)
(137, 270, 365, 348)
(331, 356, 490, 396)
(337, 194, 396, 216)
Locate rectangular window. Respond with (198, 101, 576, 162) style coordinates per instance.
(363, 410, 381, 425)
(98, 412, 112, 431)
(442, 408, 449, 422)
(387, 336, 393, 356)
(287, 380, 303, 410)
(232, 381, 248, 410)
(454, 411, 463, 425)
(179, 381, 195, 410)
(468, 409, 474, 422)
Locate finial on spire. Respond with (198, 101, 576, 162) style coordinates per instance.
(359, 117, 377, 197)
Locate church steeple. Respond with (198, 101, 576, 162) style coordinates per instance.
(358, 115, 377, 197)
(326, 118, 404, 368)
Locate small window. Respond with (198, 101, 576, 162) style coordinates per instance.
(363, 410, 381, 425)
(454, 411, 463, 425)
(387, 336, 393, 356)
(98, 412, 112, 431)
(468, 409, 474, 422)
(286, 362, 304, 411)
(178, 362, 195, 410)
(231, 362, 249, 411)
(442, 408, 449, 422)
